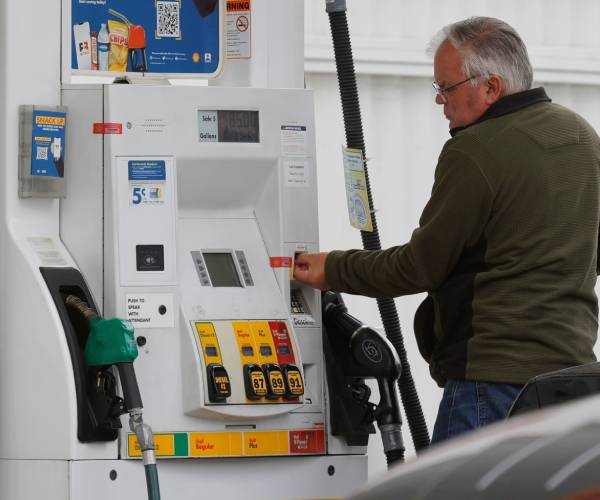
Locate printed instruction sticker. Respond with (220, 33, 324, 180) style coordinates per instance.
(28, 237, 68, 266)
(284, 159, 309, 188)
(226, 0, 251, 59)
(281, 125, 307, 156)
(126, 293, 174, 328)
(342, 147, 373, 232)
(128, 160, 166, 206)
(31, 110, 66, 178)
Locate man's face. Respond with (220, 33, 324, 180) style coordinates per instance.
(433, 40, 493, 129)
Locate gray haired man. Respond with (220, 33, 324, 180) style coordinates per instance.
(295, 17, 600, 443)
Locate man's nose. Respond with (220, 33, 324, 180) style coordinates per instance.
(435, 94, 445, 105)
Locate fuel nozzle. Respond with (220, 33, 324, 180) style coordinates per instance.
(65, 296, 161, 498)
(323, 292, 405, 465)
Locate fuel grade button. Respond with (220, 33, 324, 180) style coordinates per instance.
(263, 363, 286, 399)
(282, 364, 304, 397)
(244, 364, 268, 400)
(207, 364, 231, 402)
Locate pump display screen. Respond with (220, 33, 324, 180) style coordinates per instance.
(198, 110, 259, 143)
(202, 252, 242, 287)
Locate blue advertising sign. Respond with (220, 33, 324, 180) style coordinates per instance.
(31, 110, 67, 178)
(128, 160, 167, 181)
(71, 0, 221, 76)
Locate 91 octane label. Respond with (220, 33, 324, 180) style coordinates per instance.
(286, 370, 304, 396)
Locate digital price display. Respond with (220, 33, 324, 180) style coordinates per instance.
(198, 110, 259, 143)
(202, 252, 242, 287)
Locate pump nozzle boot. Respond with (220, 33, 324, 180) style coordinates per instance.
(323, 291, 405, 464)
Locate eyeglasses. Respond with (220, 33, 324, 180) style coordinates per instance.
(432, 76, 481, 103)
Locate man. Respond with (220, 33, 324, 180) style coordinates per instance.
(294, 17, 600, 444)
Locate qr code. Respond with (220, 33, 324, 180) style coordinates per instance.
(36, 146, 48, 160)
(156, 1, 181, 38)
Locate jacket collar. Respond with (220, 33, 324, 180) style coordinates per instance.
(449, 87, 551, 137)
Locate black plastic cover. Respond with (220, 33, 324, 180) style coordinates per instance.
(509, 362, 600, 417)
(40, 267, 118, 442)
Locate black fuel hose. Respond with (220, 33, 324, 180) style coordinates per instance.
(326, 0, 430, 452)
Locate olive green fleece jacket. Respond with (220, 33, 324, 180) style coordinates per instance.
(325, 88, 600, 386)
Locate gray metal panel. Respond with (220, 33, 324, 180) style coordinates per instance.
(70, 455, 367, 500)
(0, 460, 69, 500)
(60, 86, 104, 311)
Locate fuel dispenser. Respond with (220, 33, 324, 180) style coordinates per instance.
(57, 73, 366, 500)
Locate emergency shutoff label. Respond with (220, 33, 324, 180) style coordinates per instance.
(226, 0, 251, 59)
(128, 160, 166, 206)
(126, 293, 174, 328)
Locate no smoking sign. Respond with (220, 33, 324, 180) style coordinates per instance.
(236, 15, 249, 32)
(227, 0, 251, 59)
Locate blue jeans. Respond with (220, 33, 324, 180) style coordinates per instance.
(431, 379, 523, 445)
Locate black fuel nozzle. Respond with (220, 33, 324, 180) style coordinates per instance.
(116, 362, 143, 412)
(323, 292, 405, 465)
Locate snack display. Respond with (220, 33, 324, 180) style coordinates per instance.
(108, 19, 129, 72)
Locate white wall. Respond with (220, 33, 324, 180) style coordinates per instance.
(305, 0, 600, 479)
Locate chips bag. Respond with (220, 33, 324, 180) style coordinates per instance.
(108, 20, 129, 72)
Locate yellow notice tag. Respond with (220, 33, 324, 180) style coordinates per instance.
(342, 147, 373, 232)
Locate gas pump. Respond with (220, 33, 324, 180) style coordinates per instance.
(0, 0, 369, 499)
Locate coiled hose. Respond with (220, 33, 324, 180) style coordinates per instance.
(326, 0, 430, 453)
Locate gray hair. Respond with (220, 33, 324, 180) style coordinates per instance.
(428, 17, 533, 95)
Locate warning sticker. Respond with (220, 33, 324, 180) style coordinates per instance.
(226, 0, 251, 59)
(281, 125, 307, 156)
(93, 123, 123, 135)
(284, 159, 309, 188)
(28, 237, 68, 266)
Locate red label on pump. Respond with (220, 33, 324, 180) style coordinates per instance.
(268, 321, 296, 365)
(270, 257, 292, 268)
(93, 122, 123, 134)
(289, 430, 325, 454)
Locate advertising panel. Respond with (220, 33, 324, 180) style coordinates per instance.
(69, 0, 222, 77)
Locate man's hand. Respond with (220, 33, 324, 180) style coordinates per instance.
(293, 252, 330, 290)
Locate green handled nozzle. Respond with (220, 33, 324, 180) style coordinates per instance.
(85, 316, 138, 366)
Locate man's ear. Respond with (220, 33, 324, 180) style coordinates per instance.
(485, 74, 503, 104)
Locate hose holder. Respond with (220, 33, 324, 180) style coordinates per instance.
(322, 292, 404, 461)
